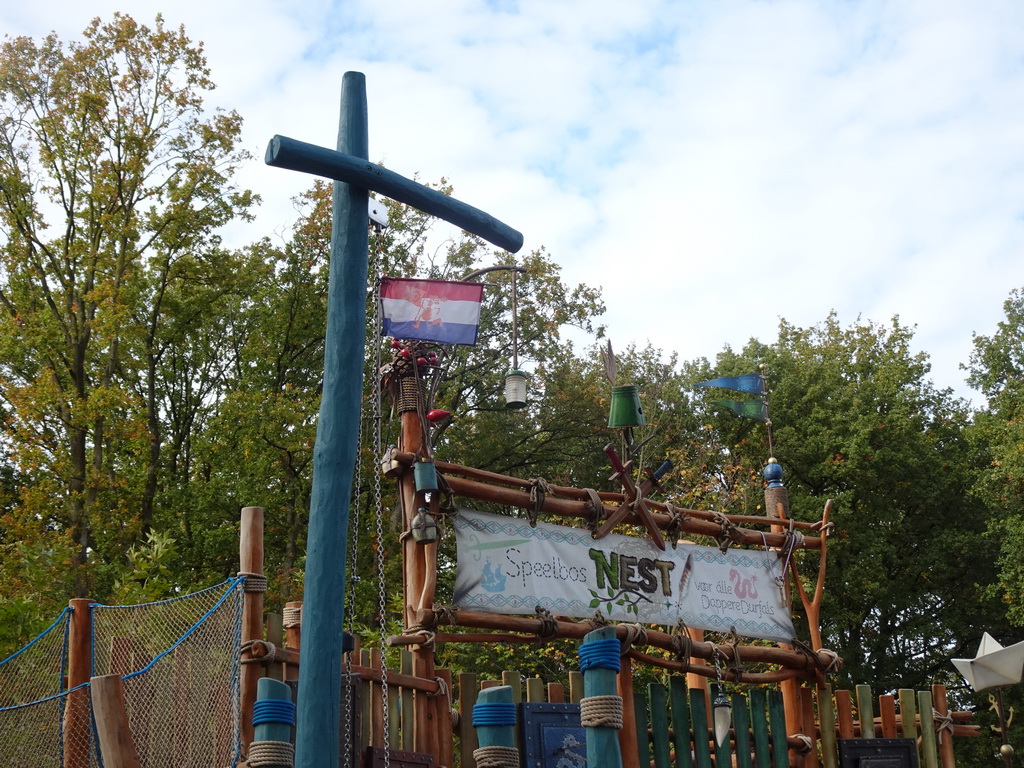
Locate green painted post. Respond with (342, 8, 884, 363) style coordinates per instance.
(580, 627, 623, 768)
(252, 678, 294, 768)
(731, 692, 752, 768)
(474, 685, 517, 748)
(689, 688, 712, 768)
(768, 690, 789, 768)
(918, 690, 939, 768)
(818, 685, 838, 768)
(855, 684, 876, 738)
(748, 689, 771, 768)
(293, 71, 370, 768)
(669, 676, 693, 768)
(648, 683, 670, 768)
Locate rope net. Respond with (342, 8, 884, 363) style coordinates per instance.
(0, 579, 244, 768)
(0, 607, 71, 707)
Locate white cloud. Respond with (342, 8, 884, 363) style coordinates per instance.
(5, 0, 1024, 404)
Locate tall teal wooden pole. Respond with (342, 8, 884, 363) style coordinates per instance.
(294, 71, 369, 768)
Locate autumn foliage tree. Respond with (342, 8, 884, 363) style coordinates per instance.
(0, 14, 254, 604)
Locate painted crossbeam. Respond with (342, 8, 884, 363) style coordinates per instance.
(265, 134, 524, 253)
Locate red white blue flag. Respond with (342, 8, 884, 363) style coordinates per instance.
(379, 277, 485, 346)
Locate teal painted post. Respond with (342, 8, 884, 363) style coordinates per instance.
(580, 627, 623, 768)
(474, 685, 517, 750)
(253, 678, 295, 768)
(294, 71, 370, 768)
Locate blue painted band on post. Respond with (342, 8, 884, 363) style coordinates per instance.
(253, 698, 296, 726)
(472, 701, 517, 726)
(578, 638, 622, 672)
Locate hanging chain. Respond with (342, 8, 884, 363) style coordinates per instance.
(371, 221, 392, 764)
(341, 385, 364, 768)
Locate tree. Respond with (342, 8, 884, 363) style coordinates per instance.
(700, 314, 1002, 691)
(0, 14, 254, 603)
(967, 287, 1024, 625)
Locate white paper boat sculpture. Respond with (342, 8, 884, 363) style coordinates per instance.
(952, 632, 1024, 691)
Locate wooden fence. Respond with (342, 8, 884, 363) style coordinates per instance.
(311, 634, 974, 768)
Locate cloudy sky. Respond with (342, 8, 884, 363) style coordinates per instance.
(5, 0, 1024, 405)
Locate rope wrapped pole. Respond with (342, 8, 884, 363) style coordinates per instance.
(240, 505, 266, 752)
(247, 677, 296, 768)
(579, 627, 624, 768)
(472, 685, 519, 768)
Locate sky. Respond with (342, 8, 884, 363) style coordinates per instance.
(5, 0, 1024, 406)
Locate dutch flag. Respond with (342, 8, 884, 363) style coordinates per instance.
(379, 277, 485, 346)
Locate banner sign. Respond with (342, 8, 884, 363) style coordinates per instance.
(453, 509, 796, 642)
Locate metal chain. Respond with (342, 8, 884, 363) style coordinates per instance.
(372, 222, 392, 765)
(341, 385, 365, 768)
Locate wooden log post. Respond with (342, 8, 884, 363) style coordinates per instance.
(472, 685, 518, 768)
(240, 505, 266, 753)
(248, 677, 296, 768)
(283, 601, 302, 682)
(579, 627, 624, 768)
(64, 597, 95, 768)
(90, 674, 141, 768)
(933, 684, 956, 768)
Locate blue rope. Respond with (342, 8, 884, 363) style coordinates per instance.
(472, 701, 517, 726)
(253, 698, 296, 726)
(578, 638, 621, 672)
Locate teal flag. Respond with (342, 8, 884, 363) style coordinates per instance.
(714, 399, 768, 422)
(696, 372, 764, 395)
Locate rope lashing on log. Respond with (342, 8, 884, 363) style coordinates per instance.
(583, 488, 604, 533)
(619, 623, 649, 654)
(580, 695, 624, 729)
(791, 734, 814, 754)
(933, 708, 955, 743)
(282, 605, 302, 629)
(584, 610, 611, 629)
(432, 604, 460, 626)
(242, 640, 277, 666)
(712, 512, 741, 554)
(534, 606, 559, 640)
(473, 746, 520, 768)
(239, 572, 268, 593)
(664, 503, 689, 548)
(527, 477, 551, 527)
(669, 620, 693, 671)
(430, 675, 459, 727)
(246, 741, 295, 767)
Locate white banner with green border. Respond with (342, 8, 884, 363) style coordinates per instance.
(453, 508, 796, 642)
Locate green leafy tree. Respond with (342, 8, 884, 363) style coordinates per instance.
(701, 314, 1001, 691)
(0, 14, 254, 607)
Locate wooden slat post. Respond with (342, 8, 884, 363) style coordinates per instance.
(401, 651, 416, 752)
(918, 690, 939, 768)
(897, 689, 918, 741)
(580, 627, 623, 768)
(266, 613, 285, 682)
(618, 655, 640, 768)
(798, 685, 817, 768)
(283, 601, 302, 682)
(240, 505, 265, 754)
(748, 688, 771, 768)
(250, 677, 295, 768)
(633, 690, 650, 768)
(731, 692, 752, 768)
(90, 674, 141, 768)
(932, 684, 956, 768)
(768, 689, 789, 768)
(689, 687, 712, 768)
(834, 689, 855, 739)
(437, 668, 455, 768)
(879, 694, 897, 738)
(817, 685, 838, 768)
(855, 685, 875, 738)
(648, 683, 671, 768)
(458, 673, 479, 768)
(669, 676, 693, 768)
(64, 598, 95, 768)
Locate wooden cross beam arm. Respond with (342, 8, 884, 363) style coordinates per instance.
(265, 134, 525, 253)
